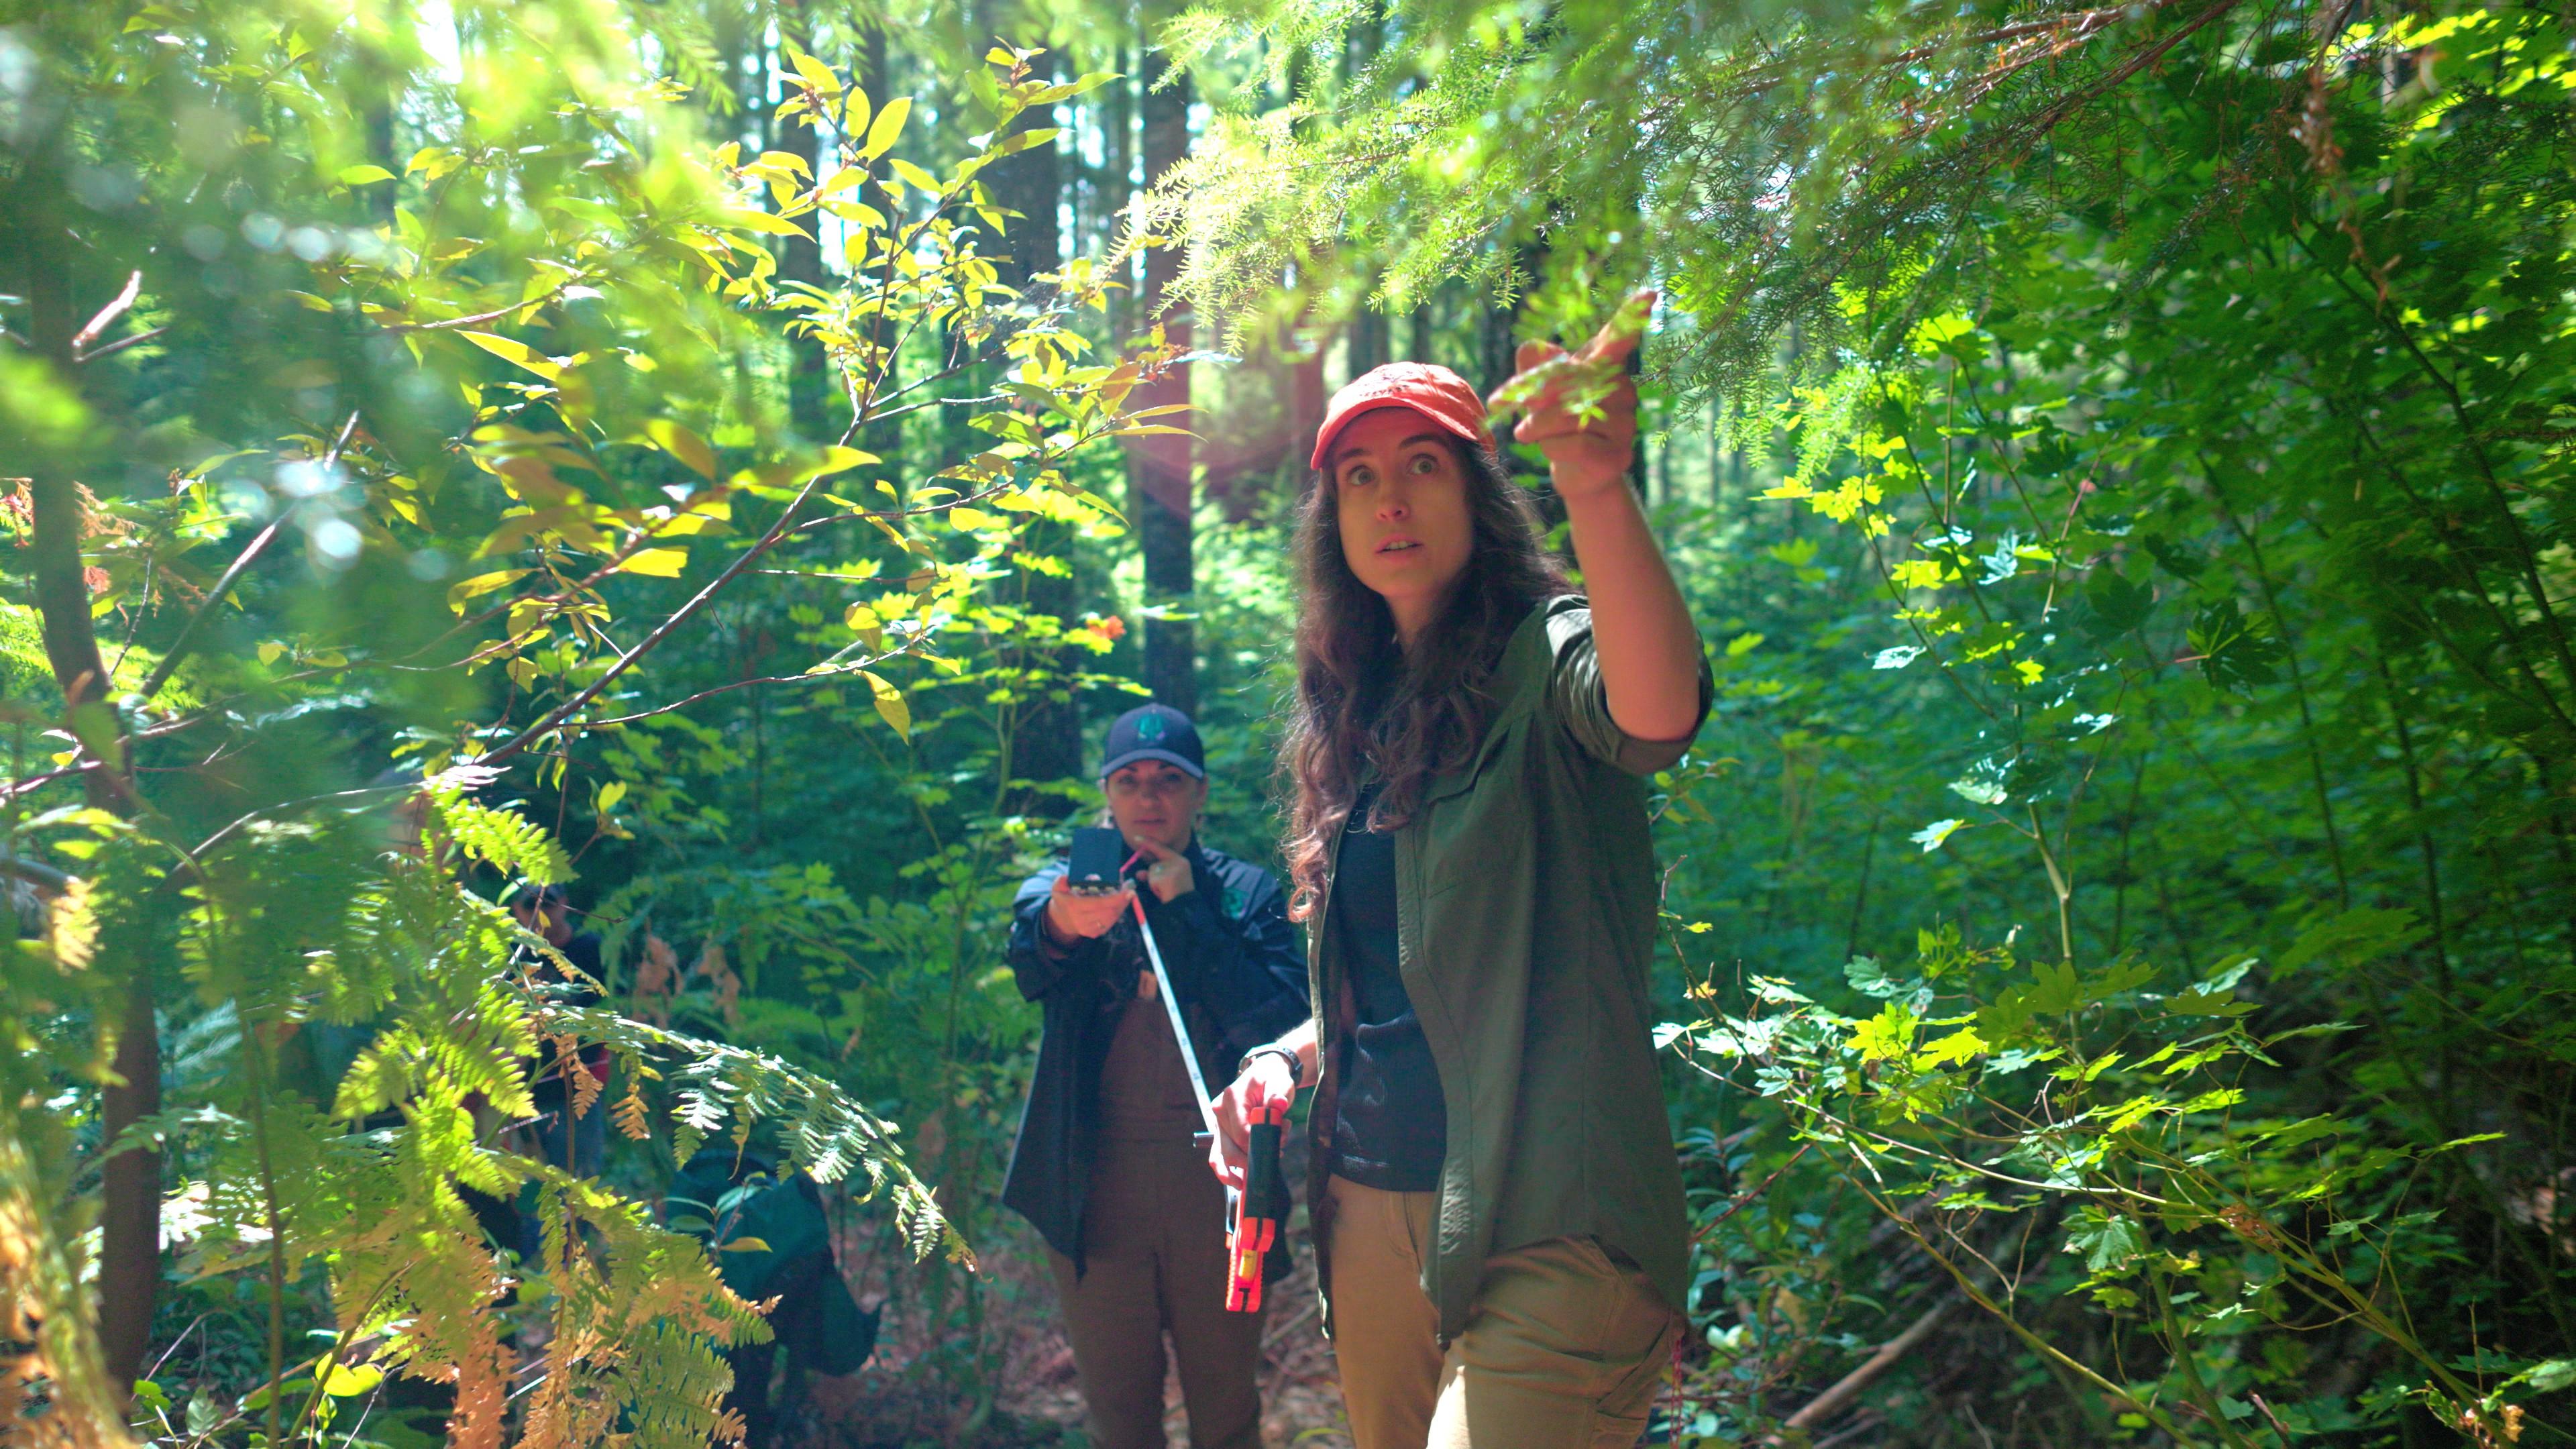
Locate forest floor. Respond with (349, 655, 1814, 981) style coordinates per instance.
(805, 1216, 1354, 1449)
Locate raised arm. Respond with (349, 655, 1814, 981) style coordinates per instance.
(1499, 300, 1703, 743)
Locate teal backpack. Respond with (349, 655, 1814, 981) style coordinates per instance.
(665, 1148, 877, 1376)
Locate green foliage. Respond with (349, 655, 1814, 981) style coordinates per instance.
(1, 1, 1171, 1442)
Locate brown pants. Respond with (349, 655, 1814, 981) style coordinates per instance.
(1324, 1177, 1677, 1449)
(1046, 1133, 1267, 1449)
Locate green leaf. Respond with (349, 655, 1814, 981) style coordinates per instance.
(724, 208, 814, 240)
(2520, 1358, 2576, 1394)
(2186, 599, 2284, 694)
(619, 547, 690, 578)
(785, 46, 840, 98)
(2065, 1209, 2149, 1275)
(446, 568, 530, 611)
(888, 158, 943, 194)
(795, 445, 879, 482)
(861, 669, 910, 739)
(645, 420, 717, 479)
(320, 1362, 384, 1397)
(65, 700, 124, 774)
(983, 127, 1061, 160)
(1913, 1027, 1986, 1069)
(336, 163, 396, 186)
(458, 331, 561, 381)
(861, 96, 912, 161)
(2081, 570, 2155, 643)
(1850, 1000, 1920, 1063)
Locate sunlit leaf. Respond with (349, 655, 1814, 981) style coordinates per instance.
(620, 547, 690, 578)
(861, 669, 910, 738)
(645, 420, 717, 480)
(459, 331, 561, 380)
(861, 97, 912, 161)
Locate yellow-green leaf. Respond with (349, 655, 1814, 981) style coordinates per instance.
(861, 669, 910, 738)
(459, 331, 561, 380)
(725, 208, 813, 240)
(786, 46, 840, 97)
(596, 780, 627, 813)
(983, 127, 1060, 160)
(320, 1362, 384, 1398)
(888, 157, 942, 193)
(445, 568, 530, 612)
(796, 445, 879, 482)
(337, 163, 395, 186)
(861, 96, 912, 161)
(621, 547, 690, 578)
(646, 419, 717, 479)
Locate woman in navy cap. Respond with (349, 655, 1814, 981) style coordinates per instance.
(1002, 704, 1311, 1449)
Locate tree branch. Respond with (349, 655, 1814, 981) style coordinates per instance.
(1770, 1295, 1960, 1438)
(138, 411, 363, 703)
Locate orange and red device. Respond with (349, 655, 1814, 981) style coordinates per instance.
(1225, 1093, 1289, 1313)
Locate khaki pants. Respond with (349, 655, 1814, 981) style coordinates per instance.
(1046, 1133, 1267, 1449)
(1324, 1177, 1676, 1449)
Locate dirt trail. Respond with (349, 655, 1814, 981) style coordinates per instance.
(811, 1215, 1352, 1449)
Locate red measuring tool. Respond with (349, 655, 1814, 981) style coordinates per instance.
(1225, 1088, 1289, 1312)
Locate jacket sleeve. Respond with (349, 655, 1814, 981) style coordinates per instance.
(1205, 867, 1311, 1061)
(1543, 600, 1715, 776)
(1008, 862, 1111, 1003)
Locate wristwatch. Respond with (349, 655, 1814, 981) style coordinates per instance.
(1237, 1044, 1305, 1089)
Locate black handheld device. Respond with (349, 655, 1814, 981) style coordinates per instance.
(1067, 826, 1128, 896)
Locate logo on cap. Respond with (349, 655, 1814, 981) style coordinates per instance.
(1138, 712, 1167, 743)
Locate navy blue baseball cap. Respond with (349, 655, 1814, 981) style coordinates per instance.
(1100, 703, 1204, 780)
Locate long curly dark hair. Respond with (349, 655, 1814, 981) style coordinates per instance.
(1279, 439, 1566, 919)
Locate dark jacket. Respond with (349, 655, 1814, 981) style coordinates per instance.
(1001, 839, 1309, 1269)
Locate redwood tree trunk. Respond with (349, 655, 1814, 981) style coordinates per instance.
(23, 198, 159, 1401)
(1132, 58, 1195, 715)
(777, 0, 833, 442)
(982, 38, 1081, 795)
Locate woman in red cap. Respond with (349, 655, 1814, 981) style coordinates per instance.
(1209, 310, 1709, 1449)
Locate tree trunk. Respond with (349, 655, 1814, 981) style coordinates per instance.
(1343, 15, 1390, 380)
(23, 195, 159, 1403)
(981, 39, 1082, 798)
(1132, 54, 1195, 715)
(855, 25, 900, 472)
(777, 0, 833, 441)
(1350, 285, 1391, 378)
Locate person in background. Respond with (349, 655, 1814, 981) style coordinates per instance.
(1003, 704, 1311, 1449)
(508, 884, 611, 1193)
(1209, 321, 1712, 1449)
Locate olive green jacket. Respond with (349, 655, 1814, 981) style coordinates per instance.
(1307, 595, 1710, 1344)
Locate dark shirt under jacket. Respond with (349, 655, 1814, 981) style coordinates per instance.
(1328, 788, 1447, 1191)
(1001, 839, 1309, 1272)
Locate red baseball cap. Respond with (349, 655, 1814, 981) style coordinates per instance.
(1309, 361, 1497, 473)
